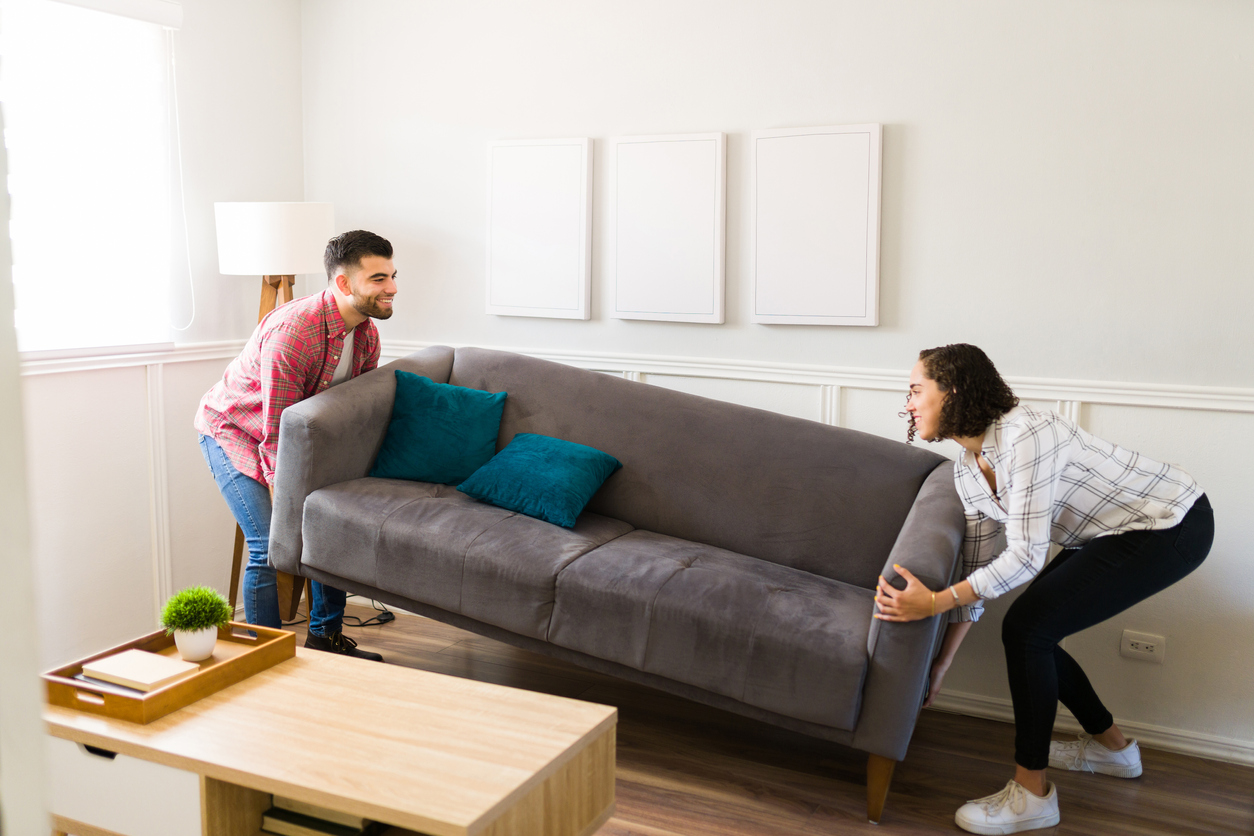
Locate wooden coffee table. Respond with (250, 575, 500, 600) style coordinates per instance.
(45, 647, 617, 836)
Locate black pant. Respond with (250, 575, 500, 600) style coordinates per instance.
(1001, 494, 1214, 770)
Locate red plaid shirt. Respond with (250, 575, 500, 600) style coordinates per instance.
(195, 289, 380, 486)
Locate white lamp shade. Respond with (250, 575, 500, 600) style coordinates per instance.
(214, 202, 335, 276)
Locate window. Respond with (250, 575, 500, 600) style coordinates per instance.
(1, 0, 178, 353)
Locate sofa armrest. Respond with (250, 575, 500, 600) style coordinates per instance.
(269, 346, 455, 574)
(852, 461, 965, 760)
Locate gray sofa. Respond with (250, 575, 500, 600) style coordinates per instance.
(270, 346, 965, 823)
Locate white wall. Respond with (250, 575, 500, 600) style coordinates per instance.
(307, 0, 1254, 761)
(302, 0, 1254, 388)
(171, 0, 308, 343)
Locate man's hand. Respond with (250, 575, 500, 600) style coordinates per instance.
(874, 564, 936, 622)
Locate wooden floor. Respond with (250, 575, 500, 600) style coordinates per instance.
(299, 604, 1254, 836)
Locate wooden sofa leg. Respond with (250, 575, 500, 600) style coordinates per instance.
(276, 571, 306, 622)
(866, 753, 897, 824)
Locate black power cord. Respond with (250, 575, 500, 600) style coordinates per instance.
(343, 596, 396, 628)
(280, 595, 395, 628)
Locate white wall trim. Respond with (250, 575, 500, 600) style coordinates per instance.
(145, 363, 174, 623)
(19, 340, 247, 377)
(19, 341, 176, 362)
(1056, 400, 1081, 423)
(928, 690, 1254, 767)
(820, 385, 842, 427)
(25, 337, 1254, 415)
(381, 340, 1254, 415)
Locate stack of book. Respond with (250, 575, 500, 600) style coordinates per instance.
(261, 796, 383, 836)
(79, 649, 200, 694)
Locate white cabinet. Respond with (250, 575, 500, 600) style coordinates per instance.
(46, 736, 201, 836)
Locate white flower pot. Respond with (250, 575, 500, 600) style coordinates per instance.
(173, 627, 218, 662)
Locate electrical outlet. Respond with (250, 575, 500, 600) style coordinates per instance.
(1120, 630, 1165, 663)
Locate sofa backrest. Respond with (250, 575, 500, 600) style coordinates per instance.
(448, 348, 948, 590)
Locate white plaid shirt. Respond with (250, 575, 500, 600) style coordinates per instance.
(951, 405, 1202, 623)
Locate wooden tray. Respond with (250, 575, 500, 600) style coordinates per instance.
(44, 622, 295, 724)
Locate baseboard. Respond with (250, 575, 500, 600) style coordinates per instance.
(927, 690, 1254, 767)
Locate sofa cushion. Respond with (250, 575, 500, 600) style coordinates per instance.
(549, 530, 875, 731)
(457, 433, 623, 528)
(368, 371, 506, 485)
(301, 477, 444, 590)
(301, 478, 633, 640)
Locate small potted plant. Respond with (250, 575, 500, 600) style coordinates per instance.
(161, 586, 233, 662)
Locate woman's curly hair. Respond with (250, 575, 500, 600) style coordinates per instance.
(908, 344, 1018, 443)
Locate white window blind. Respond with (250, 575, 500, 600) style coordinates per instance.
(47, 0, 180, 28)
(1, 0, 174, 353)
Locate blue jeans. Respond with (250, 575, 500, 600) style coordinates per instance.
(1002, 493, 1213, 769)
(198, 435, 345, 636)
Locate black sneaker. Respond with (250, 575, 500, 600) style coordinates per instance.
(304, 631, 384, 662)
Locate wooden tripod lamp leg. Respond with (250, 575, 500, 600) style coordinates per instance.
(230, 274, 303, 625)
(259, 276, 280, 322)
(259, 275, 295, 321)
(228, 524, 245, 611)
(866, 753, 897, 824)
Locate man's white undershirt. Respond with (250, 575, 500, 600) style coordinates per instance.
(330, 330, 355, 386)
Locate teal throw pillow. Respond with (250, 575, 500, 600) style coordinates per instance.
(457, 433, 623, 528)
(369, 371, 507, 485)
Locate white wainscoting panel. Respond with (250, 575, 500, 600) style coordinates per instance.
(162, 358, 241, 595)
(841, 385, 911, 443)
(21, 366, 161, 668)
(1061, 404, 1254, 741)
(644, 374, 819, 421)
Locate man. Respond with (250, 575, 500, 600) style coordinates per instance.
(195, 230, 397, 661)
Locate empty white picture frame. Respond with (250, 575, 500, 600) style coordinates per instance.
(610, 133, 725, 323)
(486, 138, 592, 319)
(751, 124, 882, 326)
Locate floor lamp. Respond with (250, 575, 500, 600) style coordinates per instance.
(214, 201, 334, 622)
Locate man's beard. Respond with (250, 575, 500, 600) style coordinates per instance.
(353, 295, 393, 320)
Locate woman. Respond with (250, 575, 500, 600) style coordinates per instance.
(875, 344, 1213, 835)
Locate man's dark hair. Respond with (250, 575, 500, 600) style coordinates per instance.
(324, 230, 393, 281)
(917, 344, 1019, 441)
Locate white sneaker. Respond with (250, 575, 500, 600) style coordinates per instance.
(955, 780, 1060, 834)
(1048, 733, 1142, 778)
